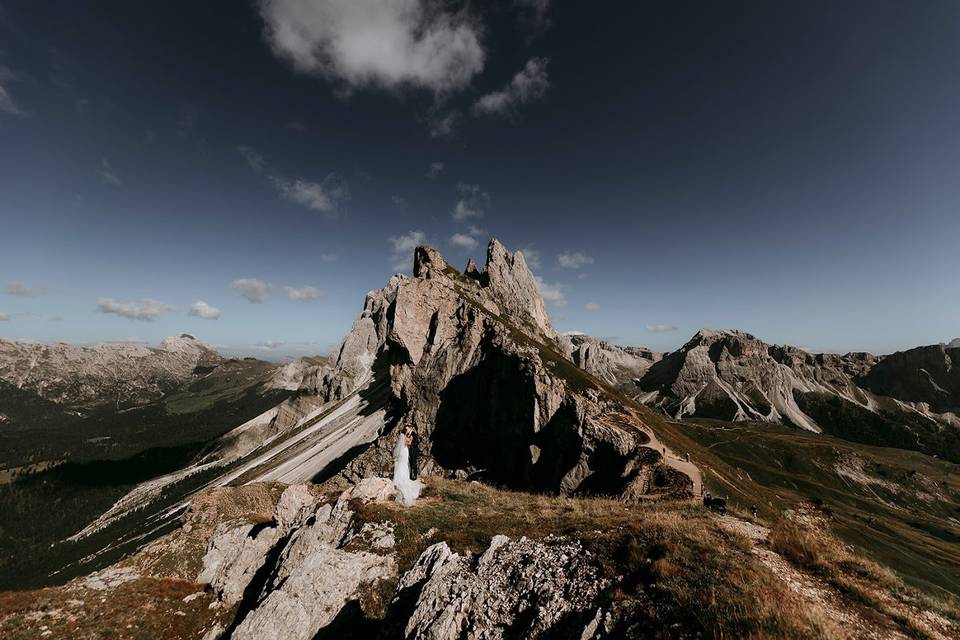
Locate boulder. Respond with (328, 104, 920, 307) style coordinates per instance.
(393, 535, 608, 639)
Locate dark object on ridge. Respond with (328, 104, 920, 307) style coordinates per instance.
(704, 495, 726, 514)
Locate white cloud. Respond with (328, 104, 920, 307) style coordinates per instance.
(557, 251, 594, 270)
(237, 145, 266, 172)
(426, 161, 445, 179)
(449, 233, 478, 250)
(0, 84, 26, 117)
(5, 282, 46, 297)
(452, 182, 489, 221)
(646, 324, 678, 332)
(427, 110, 460, 138)
(270, 174, 350, 214)
(389, 230, 427, 271)
(584, 302, 600, 312)
(285, 285, 322, 301)
(473, 57, 549, 116)
(256, 340, 285, 351)
(235, 144, 347, 215)
(189, 300, 221, 320)
(0, 66, 27, 117)
(97, 298, 175, 321)
(0, 312, 8, 321)
(256, 0, 485, 94)
(534, 276, 567, 307)
(232, 278, 272, 303)
(97, 158, 122, 186)
(391, 194, 405, 206)
(320, 253, 338, 262)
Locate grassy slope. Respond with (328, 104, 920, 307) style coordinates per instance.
(0, 361, 293, 590)
(359, 478, 955, 639)
(645, 415, 960, 597)
(2, 478, 955, 639)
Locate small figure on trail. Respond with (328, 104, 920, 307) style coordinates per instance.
(751, 505, 758, 518)
(685, 452, 690, 463)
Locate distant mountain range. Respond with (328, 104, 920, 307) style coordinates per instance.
(571, 328, 960, 462)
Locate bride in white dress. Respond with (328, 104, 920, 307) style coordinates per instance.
(392, 427, 422, 506)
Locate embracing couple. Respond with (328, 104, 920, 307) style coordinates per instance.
(392, 424, 422, 506)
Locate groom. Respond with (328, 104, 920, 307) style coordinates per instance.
(407, 427, 420, 480)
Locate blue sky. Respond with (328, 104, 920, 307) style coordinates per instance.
(1, 1, 959, 359)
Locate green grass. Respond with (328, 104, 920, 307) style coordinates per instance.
(771, 516, 960, 638)
(357, 478, 846, 639)
(647, 417, 960, 597)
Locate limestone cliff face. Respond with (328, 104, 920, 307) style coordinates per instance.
(637, 329, 876, 431)
(859, 343, 960, 414)
(308, 240, 687, 499)
(634, 328, 960, 461)
(566, 334, 661, 392)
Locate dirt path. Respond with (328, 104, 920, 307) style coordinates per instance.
(636, 417, 703, 497)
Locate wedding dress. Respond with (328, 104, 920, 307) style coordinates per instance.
(392, 432, 422, 506)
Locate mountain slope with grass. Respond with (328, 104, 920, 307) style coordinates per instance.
(1, 477, 955, 639)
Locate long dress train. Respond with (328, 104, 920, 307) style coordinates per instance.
(393, 433, 422, 506)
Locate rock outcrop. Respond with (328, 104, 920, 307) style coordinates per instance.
(198, 479, 398, 640)
(305, 240, 689, 499)
(859, 343, 960, 414)
(391, 535, 608, 639)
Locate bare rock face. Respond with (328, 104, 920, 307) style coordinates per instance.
(637, 329, 883, 430)
(859, 343, 960, 414)
(388, 535, 608, 640)
(310, 239, 689, 500)
(634, 328, 960, 462)
(0, 333, 224, 408)
(482, 240, 555, 339)
(198, 480, 398, 640)
(566, 334, 661, 392)
(197, 522, 283, 607)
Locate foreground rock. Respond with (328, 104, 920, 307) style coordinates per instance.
(392, 535, 608, 639)
(197, 478, 397, 640)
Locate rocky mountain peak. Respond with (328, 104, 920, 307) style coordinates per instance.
(409, 239, 555, 341)
(483, 238, 554, 338)
(412, 245, 449, 278)
(948, 337, 960, 349)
